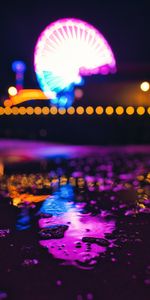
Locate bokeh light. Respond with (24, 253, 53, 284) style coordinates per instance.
(50, 106, 58, 115)
(95, 106, 104, 115)
(74, 88, 84, 99)
(105, 106, 114, 115)
(136, 106, 145, 115)
(12, 61, 26, 72)
(0, 107, 4, 115)
(58, 108, 66, 115)
(4, 107, 12, 115)
(19, 107, 26, 115)
(8, 86, 17, 96)
(12, 107, 19, 115)
(67, 106, 75, 115)
(42, 107, 50, 115)
(126, 106, 135, 115)
(86, 106, 94, 115)
(1, 105, 149, 116)
(34, 107, 42, 115)
(140, 81, 150, 92)
(4, 99, 12, 107)
(115, 106, 124, 115)
(26, 107, 34, 115)
(76, 106, 84, 115)
(147, 107, 150, 114)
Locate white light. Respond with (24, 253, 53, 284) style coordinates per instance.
(34, 18, 116, 101)
(8, 86, 17, 96)
(140, 81, 150, 92)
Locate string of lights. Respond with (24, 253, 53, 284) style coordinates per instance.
(0, 105, 150, 116)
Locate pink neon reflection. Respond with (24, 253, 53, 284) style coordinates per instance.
(39, 204, 115, 269)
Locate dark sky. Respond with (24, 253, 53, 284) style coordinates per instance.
(0, 0, 150, 94)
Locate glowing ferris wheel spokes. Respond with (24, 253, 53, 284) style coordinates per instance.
(34, 18, 116, 107)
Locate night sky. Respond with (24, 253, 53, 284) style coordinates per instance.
(0, 0, 150, 95)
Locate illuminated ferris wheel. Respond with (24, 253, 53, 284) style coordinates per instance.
(34, 18, 116, 107)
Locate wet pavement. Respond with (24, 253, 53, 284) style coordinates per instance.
(0, 143, 150, 299)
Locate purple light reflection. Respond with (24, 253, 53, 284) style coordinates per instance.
(1, 140, 150, 163)
(39, 202, 115, 269)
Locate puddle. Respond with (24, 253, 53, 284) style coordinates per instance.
(39, 204, 115, 269)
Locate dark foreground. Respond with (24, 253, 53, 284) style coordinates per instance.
(0, 142, 150, 300)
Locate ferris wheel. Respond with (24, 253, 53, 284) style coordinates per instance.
(34, 18, 116, 107)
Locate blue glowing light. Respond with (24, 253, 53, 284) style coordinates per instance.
(12, 61, 26, 73)
(40, 185, 74, 216)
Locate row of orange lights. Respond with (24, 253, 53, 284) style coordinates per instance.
(0, 106, 150, 116)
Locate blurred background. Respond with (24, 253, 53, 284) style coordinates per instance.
(0, 0, 150, 145)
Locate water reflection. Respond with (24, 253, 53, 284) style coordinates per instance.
(16, 202, 32, 231)
(39, 184, 74, 216)
(3, 147, 150, 271)
(38, 185, 115, 269)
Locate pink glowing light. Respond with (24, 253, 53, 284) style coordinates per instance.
(39, 203, 115, 269)
(34, 18, 116, 99)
